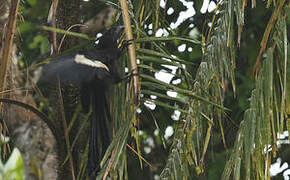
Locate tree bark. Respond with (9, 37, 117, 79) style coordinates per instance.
(1, 1, 58, 180)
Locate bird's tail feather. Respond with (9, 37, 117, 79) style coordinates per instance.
(88, 86, 110, 178)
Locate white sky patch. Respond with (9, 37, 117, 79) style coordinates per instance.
(277, 131, 289, 139)
(167, 90, 177, 98)
(188, 47, 193, 52)
(283, 169, 290, 180)
(178, 44, 186, 52)
(164, 126, 174, 139)
(155, 70, 175, 84)
(270, 158, 289, 177)
(145, 137, 155, 147)
(1, 134, 9, 143)
(170, 0, 196, 29)
(144, 100, 156, 110)
(276, 140, 290, 150)
(171, 110, 181, 121)
(161, 64, 178, 74)
(154, 175, 160, 180)
(182, 64, 186, 69)
(208, 22, 212, 27)
(148, 23, 153, 29)
(155, 28, 164, 37)
(125, 67, 128, 73)
(266, 131, 290, 154)
(136, 108, 142, 113)
(200, 0, 209, 14)
(96, 33, 102, 38)
(138, 130, 144, 136)
(161, 56, 180, 74)
(95, 33, 103, 44)
(264, 144, 272, 152)
(189, 27, 200, 39)
(155, 28, 169, 37)
(266, 142, 290, 179)
(160, 0, 166, 8)
(275, 131, 290, 151)
(171, 54, 177, 59)
(150, 95, 157, 99)
(278, 139, 290, 145)
(167, 7, 174, 15)
(170, 22, 175, 29)
(162, 57, 171, 62)
(201, 0, 217, 14)
(154, 129, 159, 136)
(163, 29, 169, 36)
(136, 59, 140, 64)
(148, 30, 153, 35)
(208, 1, 217, 12)
(172, 79, 181, 85)
(144, 147, 151, 154)
(262, 51, 269, 58)
(189, 24, 194, 28)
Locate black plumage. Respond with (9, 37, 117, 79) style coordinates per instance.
(41, 26, 124, 85)
(40, 26, 125, 178)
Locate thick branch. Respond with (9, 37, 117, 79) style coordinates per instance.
(120, 0, 139, 104)
(0, 0, 20, 99)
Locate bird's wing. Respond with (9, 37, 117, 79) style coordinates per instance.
(41, 53, 111, 85)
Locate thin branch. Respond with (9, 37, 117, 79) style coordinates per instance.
(58, 24, 88, 53)
(0, 98, 58, 139)
(51, 0, 58, 53)
(56, 79, 76, 180)
(252, 0, 286, 75)
(103, 138, 120, 180)
(41, 25, 91, 40)
(126, 144, 152, 168)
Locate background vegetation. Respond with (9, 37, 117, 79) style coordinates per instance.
(0, 0, 289, 179)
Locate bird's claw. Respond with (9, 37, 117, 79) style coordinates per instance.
(119, 39, 134, 51)
(116, 70, 139, 83)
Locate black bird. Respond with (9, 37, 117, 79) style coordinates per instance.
(40, 26, 126, 178)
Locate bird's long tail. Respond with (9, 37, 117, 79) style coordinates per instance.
(87, 85, 110, 178)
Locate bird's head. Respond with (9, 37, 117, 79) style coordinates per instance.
(96, 26, 124, 49)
